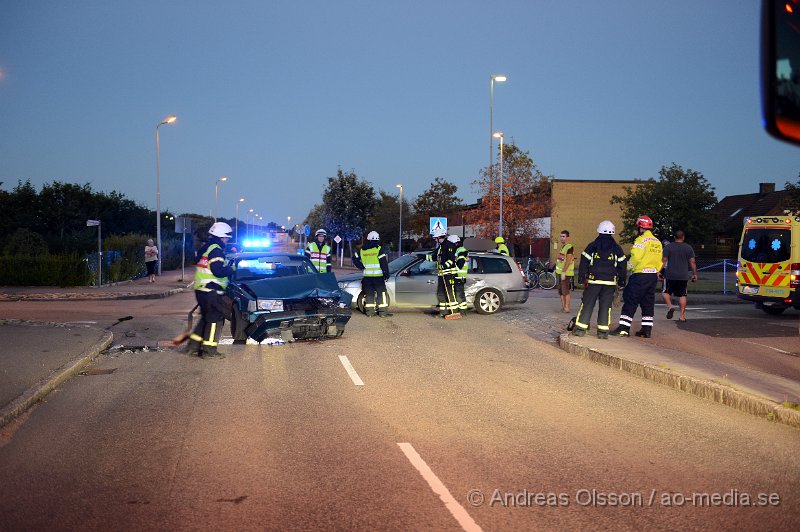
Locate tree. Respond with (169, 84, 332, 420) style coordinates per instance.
(322, 168, 376, 254)
(410, 177, 463, 237)
(611, 163, 718, 244)
(370, 190, 412, 252)
(304, 203, 327, 234)
(785, 175, 800, 210)
(470, 143, 550, 248)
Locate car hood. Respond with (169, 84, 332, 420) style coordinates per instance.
(237, 272, 347, 300)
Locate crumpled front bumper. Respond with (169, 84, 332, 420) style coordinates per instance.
(244, 306, 352, 342)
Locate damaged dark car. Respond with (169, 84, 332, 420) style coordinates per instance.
(226, 251, 352, 343)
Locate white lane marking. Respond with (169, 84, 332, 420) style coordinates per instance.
(397, 443, 482, 532)
(742, 340, 796, 355)
(66, 321, 97, 324)
(338, 355, 364, 386)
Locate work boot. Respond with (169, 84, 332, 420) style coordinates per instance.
(610, 325, 630, 337)
(597, 330, 609, 339)
(572, 327, 587, 337)
(635, 326, 652, 338)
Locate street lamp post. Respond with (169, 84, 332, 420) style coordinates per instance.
(287, 216, 292, 242)
(493, 131, 505, 236)
(235, 197, 245, 242)
(248, 209, 254, 240)
(214, 176, 228, 221)
(396, 183, 403, 256)
(489, 74, 507, 191)
(155, 114, 177, 276)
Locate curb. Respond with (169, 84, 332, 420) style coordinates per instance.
(557, 334, 800, 430)
(0, 328, 113, 429)
(0, 287, 184, 302)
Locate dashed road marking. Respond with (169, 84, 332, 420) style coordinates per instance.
(338, 355, 364, 386)
(742, 340, 798, 356)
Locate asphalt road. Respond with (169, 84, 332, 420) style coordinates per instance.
(0, 294, 799, 530)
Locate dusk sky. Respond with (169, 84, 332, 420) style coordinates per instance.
(1, 0, 797, 229)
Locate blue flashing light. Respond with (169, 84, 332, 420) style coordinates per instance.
(748, 239, 756, 250)
(243, 239, 271, 248)
(771, 239, 782, 251)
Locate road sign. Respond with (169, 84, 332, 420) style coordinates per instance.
(333, 235, 342, 244)
(304, 224, 311, 236)
(429, 217, 447, 234)
(86, 219, 100, 227)
(175, 216, 193, 234)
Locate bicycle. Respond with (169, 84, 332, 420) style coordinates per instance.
(523, 257, 558, 290)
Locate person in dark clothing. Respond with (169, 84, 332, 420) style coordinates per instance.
(431, 227, 460, 318)
(573, 220, 628, 339)
(186, 222, 235, 359)
(661, 230, 698, 322)
(352, 231, 391, 317)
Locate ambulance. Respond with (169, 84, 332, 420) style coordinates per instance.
(736, 210, 800, 314)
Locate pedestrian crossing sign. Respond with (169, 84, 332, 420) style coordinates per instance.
(429, 217, 447, 235)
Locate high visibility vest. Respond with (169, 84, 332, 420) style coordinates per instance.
(629, 230, 663, 274)
(359, 247, 384, 277)
(306, 241, 331, 272)
(455, 246, 468, 280)
(496, 243, 509, 256)
(193, 243, 229, 292)
(555, 243, 574, 276)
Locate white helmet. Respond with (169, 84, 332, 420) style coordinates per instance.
(597, 220, 616, 235)
(209, 221, 233, 238)
(432, 227, 447, 238)
(447, 235, 460, 244)
(315, 228, 327, 237)
(367, 231, 380, 241)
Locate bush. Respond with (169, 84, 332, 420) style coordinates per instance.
(0, 254, 89, 286)
(3, 228, 49, 256)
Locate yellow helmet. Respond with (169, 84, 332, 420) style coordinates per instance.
(494, 236, 505, 244)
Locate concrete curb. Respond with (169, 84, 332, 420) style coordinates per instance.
(0, 287, 184, 302)
(557, 334, 800, 430)
(0, 327, 113, 429)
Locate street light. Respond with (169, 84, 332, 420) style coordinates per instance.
(396, 183, 403, 256)
(155, 114, 177, 276)
(489, 74, 507, 202)
(214, 176, 228, 221)
(248, 208, 254, 240)
(235, 197, 245, 242)
(287, 216, 292, 241)
(493, 131, 505, 236)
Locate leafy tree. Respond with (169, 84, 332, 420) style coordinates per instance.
(369, 190, 412, 252)
(785, 175, 800, 210)
(4, 228, 49, 256)
(611, 163, 718, 244)
(471, 143, 550, 248)
(322, 168, 376, 254)
(304, 203, 327, 234)
(411, 177, 463, 237)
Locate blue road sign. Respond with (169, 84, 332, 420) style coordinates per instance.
(429, 217, 448, 234)
(304, 224, 311, 236)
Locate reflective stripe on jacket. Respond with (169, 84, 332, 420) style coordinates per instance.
(555, 243, 574, 276)
(194, 243, 229, 292)
(455, 245, 469, 280)
(359, 247, 384, 277)
(496, 243, 509, 256)
(629, 230, 663, 274)
(305, 242, 331, 272)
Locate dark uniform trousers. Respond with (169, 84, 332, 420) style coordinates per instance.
(188, 289, 227, 355)
(575, 283, 615, 333)
(437, 275, 459, 316)
(454, 279, 468, 311)
(619, 273, 658, 332)
(362, 277, 389, 316)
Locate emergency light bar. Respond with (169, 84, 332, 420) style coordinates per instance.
(242, 239, 271, 248)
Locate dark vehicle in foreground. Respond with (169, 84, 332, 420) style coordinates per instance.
(337, 251, 529, 315)
(226, 251, 352, 343)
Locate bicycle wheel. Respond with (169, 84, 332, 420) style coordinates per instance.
(538, 271, 558, 290)
(526, 271, 538, 289)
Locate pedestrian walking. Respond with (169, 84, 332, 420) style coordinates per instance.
(305, 228, 332, 273)
(186, 222, 235, 359)
(144, 238, 159, 283)
(352, 231, 391, 317)
(494, 236, 509, 256)
(448, 234, 470, 312)
(555, 230, 575, 313)
(661, 230, 698, 322)
(611, 215, 663, 338)
(431, 227, 461, 319)
(572, 221, 627, 338)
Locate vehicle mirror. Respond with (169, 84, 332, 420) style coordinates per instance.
(762, 0, 800, 146)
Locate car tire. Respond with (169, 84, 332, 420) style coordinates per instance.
(762, 305, 787, 315)
(357, 292, 366, 314)
(474, 288, 503, 314)
(231, 308, 248, 344)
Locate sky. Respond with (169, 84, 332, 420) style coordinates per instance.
(0, 0, 797, 229)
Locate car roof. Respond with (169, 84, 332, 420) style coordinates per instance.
(229, 251, 309, 261)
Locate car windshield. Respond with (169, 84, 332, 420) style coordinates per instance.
(740, 228, 792, 263)
(234, 256, 316, 280)
(388, 254, 421, 274)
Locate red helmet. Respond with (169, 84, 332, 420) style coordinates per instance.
(636, 215, 653, 229)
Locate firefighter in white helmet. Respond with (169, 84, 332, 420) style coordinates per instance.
(305, 228, 332, 272)
(352, 231, 391, 316)
(448, 234, 469, 312)
(431, 227, 459, 317)
(186, 222, 235, 359)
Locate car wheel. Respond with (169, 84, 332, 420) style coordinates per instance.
(231, 308, 248, 344)
(762, 305, 787, 315)
(538, 271, 558, 290)
(357, 292, 366, 314)
(475, 288, 503, 314)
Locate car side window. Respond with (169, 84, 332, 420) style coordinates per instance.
(478, 257, 512, 274)
(407, 260, 437, 275)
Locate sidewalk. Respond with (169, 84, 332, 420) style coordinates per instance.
(1, 273, 798, 431)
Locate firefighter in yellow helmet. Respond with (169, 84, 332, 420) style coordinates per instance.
(494, 236, 509, 256)
(448, 234, 469, 312)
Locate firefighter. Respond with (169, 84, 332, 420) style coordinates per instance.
(186, 221, 235, 359)
(611, 215, 663, 338)
(352, 231, 390, 317)
(432, 227, 460, 317)
(305, 228, 332, 273)
(494, 236, 509, 256)
(448, 234, 470, 312)
(573, 221, 627, 339)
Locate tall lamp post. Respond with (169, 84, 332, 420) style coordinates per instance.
(396, 183, 403, 256)
(287, 216, 292, 242)
(235, 197, 245, 242)
(493, 131, 505, 236)
(214, 176, 228, 221)
(155, 114, 177, 275)
(489, 74, 507, 193)
(248, 208, 254, 240)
